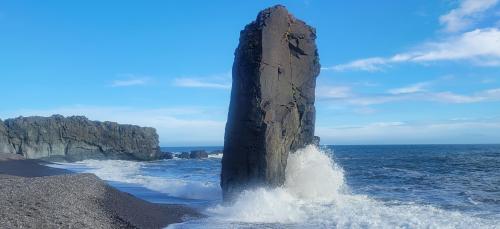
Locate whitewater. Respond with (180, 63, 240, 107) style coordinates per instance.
(48, 145, 500, 228)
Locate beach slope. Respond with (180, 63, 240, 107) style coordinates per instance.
(0, 154, 201, 228)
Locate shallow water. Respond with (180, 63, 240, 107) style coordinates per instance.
(49, 144, 500, 228)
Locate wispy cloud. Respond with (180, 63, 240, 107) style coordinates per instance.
(317, 117, 500, 144)
(429, 92, 483, 103)
(317, 85, 406, 106)
(323, 0, 500, 72)
(480, 78, 496, 83)
(173, 72, 231, 89)
(427, 88, 500, 103)
(387, 82, 429, 95)
(323, 57, 388, 72)
(440, 0, 499, 33)
(316, 86, 353, 99)
(317, 83, 500, 105)
(323, 28, 500, 71)
(111, 75, 150, 87)
(173, 78, 231, 89)
(352, 107, 377, 115)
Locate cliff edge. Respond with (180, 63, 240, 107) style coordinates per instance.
(0, 115, 161, 161)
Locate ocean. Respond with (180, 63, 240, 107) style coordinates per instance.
(48, 144, 500, 228)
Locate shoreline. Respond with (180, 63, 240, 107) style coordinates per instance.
(0, 153, 203, 228)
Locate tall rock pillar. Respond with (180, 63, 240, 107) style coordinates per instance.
(221, 5, 320, 201)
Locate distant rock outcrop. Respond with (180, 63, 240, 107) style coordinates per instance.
(176, 152, 191, 159)
(190, 150, 208, 159)
(159, 151, 174, 160)
(221, 5, 320, 200)
(0, 115, 161, 161)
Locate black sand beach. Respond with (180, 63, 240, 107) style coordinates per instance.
(0, 153, 202, 229)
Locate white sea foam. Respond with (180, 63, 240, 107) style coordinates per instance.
(48, 146, 499, 228)
(51, 159, 220, 200)
(186, 145, 500, 228)
(208, 153, 223, 159)
(285, 145, 345, 202)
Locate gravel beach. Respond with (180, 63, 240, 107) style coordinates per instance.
(0, 154, 202, 228)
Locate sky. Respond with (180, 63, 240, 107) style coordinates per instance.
(1, 0, 500, 146)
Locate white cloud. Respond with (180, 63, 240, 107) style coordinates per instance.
(0, 105, 227, 146)
(430, 88, 500, 103)
(322, 57, 388, 72)
(316, 86, 353, 99)
(480, 78, 496, 83)
(430, 92, 483, 103)
(344, 95, 405, 106)
(323, 28, 500, 71)
(111, 75, 150, 87)
(173, 72, 231, 89)
(388, 82, 429, 95)
(412, 28, 500, 62)
(440, 0, 499, 33)
(317, 83, 500, 105)
(370, 121, 406, 127)
(173, 78, 231, 89)
(317, 118, 500, 144)
(111, 79, 147, 87)
(353, 107, 377, 115)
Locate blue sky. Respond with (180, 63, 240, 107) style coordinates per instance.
(1, 0, 500, 146)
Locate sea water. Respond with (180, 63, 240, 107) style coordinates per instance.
(48, 144, 500, 228)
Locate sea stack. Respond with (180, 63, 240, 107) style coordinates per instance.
(221, 5, 320, 201)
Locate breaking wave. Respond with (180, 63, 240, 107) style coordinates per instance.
(50, 159, 220, 200)
(184, 145, 499, 228)
(208, 153, 223, 159)
(48, 145, 499, 228)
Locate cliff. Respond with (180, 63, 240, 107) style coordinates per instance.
(0, 115, 161, 161)
(221, 5, 320, 200)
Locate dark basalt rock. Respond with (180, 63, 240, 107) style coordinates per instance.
(313, 136, 321, 146)
(176, 152, 190, 159)
(211, 150, 223, 154)
(221, 5, 320, 201)
(0, 115, 161, 161)
(160, 152, 174, 160)
(190, 150, 208, 159)
(0, 120, 16, 154)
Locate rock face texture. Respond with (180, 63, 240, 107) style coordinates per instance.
(0, 115, 161, 161)
(221, 5, 320, 200)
